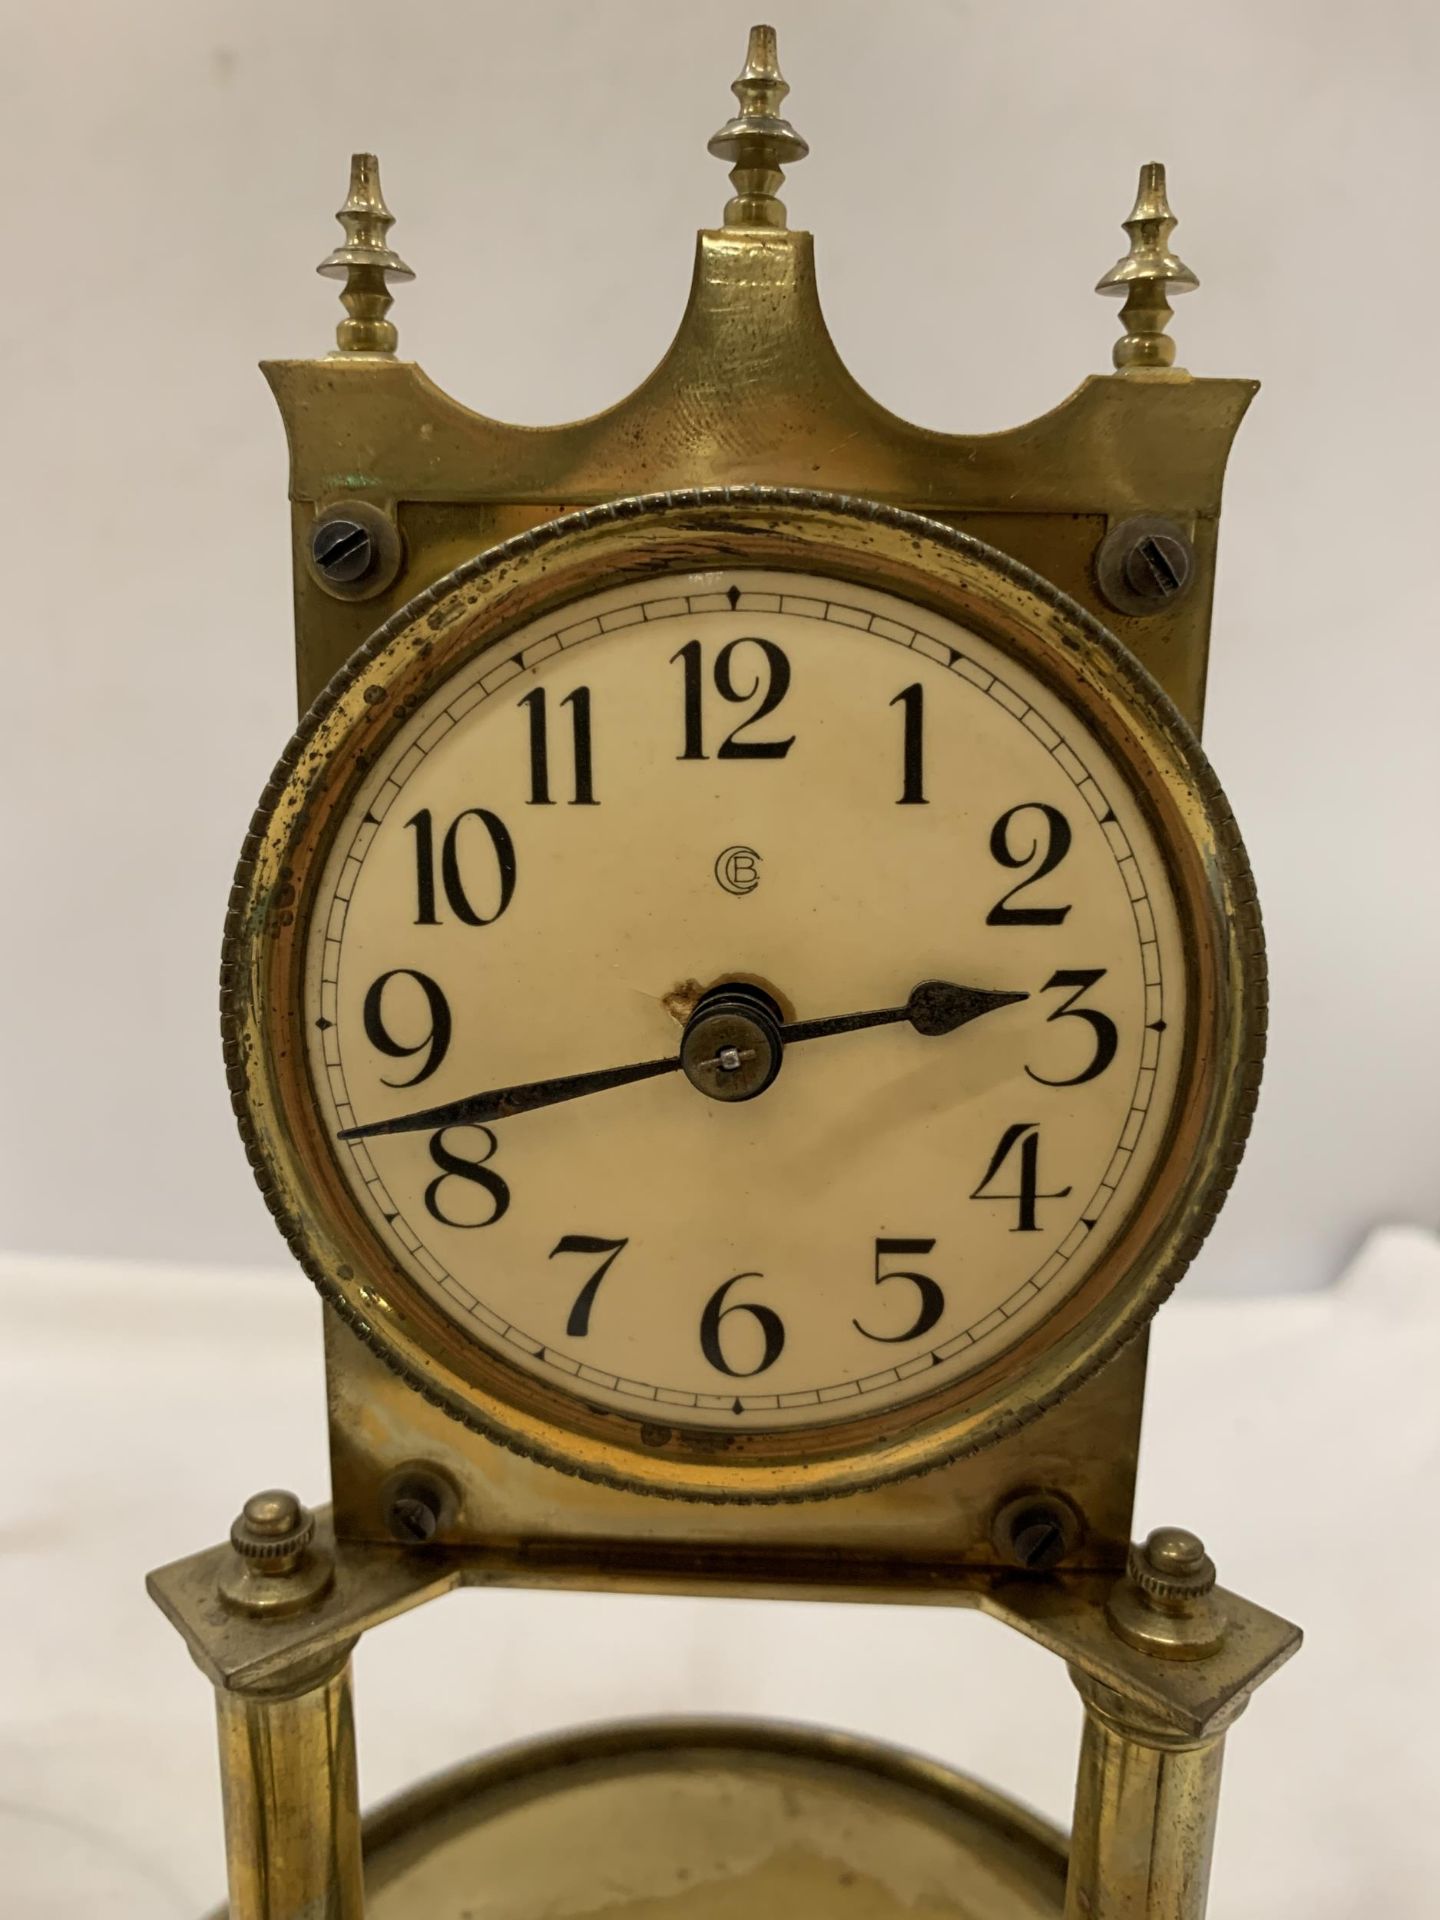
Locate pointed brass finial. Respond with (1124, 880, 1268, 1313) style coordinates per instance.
(707, 24, 809, 230)
(1096, 163, 1199, 372)
(316, 153, 415, 356)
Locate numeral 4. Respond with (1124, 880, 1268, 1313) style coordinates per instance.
(970, 1124, 1071, 1232)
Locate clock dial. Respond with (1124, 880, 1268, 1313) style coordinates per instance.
(228, 496, 1261, 1495)
(303, 567, 1181, 1430)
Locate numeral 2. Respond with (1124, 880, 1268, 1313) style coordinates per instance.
(671, 639, 795, 760)
(986, 804, 1072, 925)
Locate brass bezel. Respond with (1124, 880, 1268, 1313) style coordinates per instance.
(222, 488, 1264, 1503)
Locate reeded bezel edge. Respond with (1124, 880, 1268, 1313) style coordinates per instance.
(220, 487, 1265, 1504)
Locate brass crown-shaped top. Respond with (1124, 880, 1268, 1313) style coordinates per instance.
(707, 24, 809, 230)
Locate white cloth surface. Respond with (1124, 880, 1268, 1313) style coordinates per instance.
(2, 1226, 1437, 1917)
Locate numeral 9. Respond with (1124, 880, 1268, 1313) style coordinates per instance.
(362, 969, 452, 1087)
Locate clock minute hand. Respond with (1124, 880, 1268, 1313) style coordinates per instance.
(337, 1052, 682, 1142)
(779, 978, 1028, 1045)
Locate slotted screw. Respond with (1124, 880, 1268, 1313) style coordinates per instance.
(993, 1491, 1082, 1572)
(383, 1470, 453, 1544)
(1124, 530, 1191, 601)
(311, 516, 375, 584)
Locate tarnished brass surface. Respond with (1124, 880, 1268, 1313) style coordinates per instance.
(326, 1314, 1147, 1568)
(224, 494, 1264, 1504)
(1065, 1677, 1232, 1920)
(215, 1652, 363, 1920)
(208, 1720, 1069, 1920)
(147, 1509, 1299, 1742)
(267, 226, 1250, 724)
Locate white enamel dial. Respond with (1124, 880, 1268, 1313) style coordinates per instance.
(300, 564, 1186, 1434)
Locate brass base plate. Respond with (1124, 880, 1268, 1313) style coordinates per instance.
(218, 1718, 1067, 1917)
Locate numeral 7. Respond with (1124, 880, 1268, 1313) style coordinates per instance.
(549, 1234, 628, 1336)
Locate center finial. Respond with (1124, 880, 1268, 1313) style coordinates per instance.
(707, 24, 809, 230)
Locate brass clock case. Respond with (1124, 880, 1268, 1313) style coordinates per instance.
(222, 489, 1264, 1503)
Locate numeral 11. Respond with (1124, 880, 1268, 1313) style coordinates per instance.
(518, 687, 596, 805)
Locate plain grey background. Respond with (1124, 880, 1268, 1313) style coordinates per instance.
(4, 0, 1437, 1289)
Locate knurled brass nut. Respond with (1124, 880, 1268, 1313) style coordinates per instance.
(1128, 1527, 1216, 1605)
(231, 1490, 315, 1564)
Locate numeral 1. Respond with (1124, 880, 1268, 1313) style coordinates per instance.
(890, 684, 926, 804)
(518, 687, 597, 805)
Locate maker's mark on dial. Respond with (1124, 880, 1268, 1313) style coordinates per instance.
(714, 844, 762, 894)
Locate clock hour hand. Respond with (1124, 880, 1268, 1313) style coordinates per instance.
(337, 977, 1027, 1141)
(780, 978, 1027, 1045)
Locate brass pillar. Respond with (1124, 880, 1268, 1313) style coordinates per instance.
(1065, 1674, 1235, 1920)
(214, 1649, 364, 1920)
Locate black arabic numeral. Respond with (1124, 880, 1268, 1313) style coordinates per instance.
(970, 1124, 1072, 1232)
(673, 639, 706, 760)
(1027, 969, 1119, 1086)
(361, 969, 452, 1087)
(423, 1126, 511, 1229)
(670, 638, 795, 760)
(854, 1237, 943, 1343)
(891, 684, 927, 804)
(519, 686, 597, 805)
(699, 1273, 785, 1377)
(404, 807, 438, 924)
(405, 806, 517, 927)
(986, 803, 1072, 926)
(548, 1234, 628, 1337)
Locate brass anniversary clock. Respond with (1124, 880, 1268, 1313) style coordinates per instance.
(150, 28, 1299, 1919)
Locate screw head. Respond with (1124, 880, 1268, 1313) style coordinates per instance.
(389, 1493, 440, 1543)
(381, 1467, 457, 1545)
(991, 1489, 1083, 1572)
(1123, 530, 1191, 601)
(310, 516, 375, 584)
(1011, 1512, 1067, 1570)
(1094, 516, 1196, 618)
